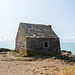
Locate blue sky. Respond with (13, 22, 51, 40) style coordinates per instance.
(0, 0, 75, 43)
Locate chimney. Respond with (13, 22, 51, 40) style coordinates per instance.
(48, 25, 51, 29)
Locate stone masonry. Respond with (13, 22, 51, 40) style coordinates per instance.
(15, 22, 61, 56)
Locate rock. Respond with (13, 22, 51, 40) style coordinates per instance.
(53, 57, 56, 59)
(61, 50, 72, 57)
(61, 50, 67, 53)
(41, 73, 43, 74)
(67, 51, 72, 54)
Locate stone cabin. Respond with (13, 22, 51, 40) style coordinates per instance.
(15, 22, 61, 56)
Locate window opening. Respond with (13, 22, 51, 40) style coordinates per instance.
(44, 42, 48, 47)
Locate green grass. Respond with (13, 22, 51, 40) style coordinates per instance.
(53, 67, 60, 71)
(42, 65, 55, 68)
(0, 48, 12, 52)
(42, 66, 47, 68)
(13, 49, 19, 53)
(44, 69, 49, 70)
(47, 65, 55, 68)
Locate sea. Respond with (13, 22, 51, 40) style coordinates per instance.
(61, 43, 75, 55)
(0, 41, 75, 55)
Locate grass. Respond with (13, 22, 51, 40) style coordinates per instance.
(0, 48, 12, 52)
(42, 65, 55, 68)
(47, 65, 55, 68)
(62, 66, 75, 75)
(44, 69, 49, 70)
(42, 66, 47, 68)
(37, 58, 44, 61)
(24, 63, 31, 65)
(53, 67, 60, 71)
(16, 64, 18, 65)
(13, 49, 19, 53)
(1, 57, 34, 61)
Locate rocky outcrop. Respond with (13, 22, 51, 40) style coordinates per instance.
(61, 50, 75, 62)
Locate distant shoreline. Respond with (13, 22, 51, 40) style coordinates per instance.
(0, 41, 75, 54)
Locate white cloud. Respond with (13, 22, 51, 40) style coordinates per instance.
(73, 36, 75, 39)
(0, 32, 15, 41)
(61, 36, 75, 40)
(61, 36, 75, 43)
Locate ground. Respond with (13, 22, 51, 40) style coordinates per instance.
(0, 51, 75, 75)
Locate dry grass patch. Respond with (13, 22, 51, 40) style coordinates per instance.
(1, 57, 35, 61)
(24, 63, 31, 65)
(62, 66, 75, 75)
(37, 58, 44, 61)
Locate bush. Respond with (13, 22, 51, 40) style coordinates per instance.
(0, 48, 12, 52)
(13, 49, 19, 53)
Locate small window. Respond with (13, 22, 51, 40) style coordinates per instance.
(44, 42, 48, 48)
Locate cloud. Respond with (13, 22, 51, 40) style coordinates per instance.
(60, 36, 75, 43)
(73, 36, 75, 39)
(0, 32, 15, 41)
(61, 36, 75, 40)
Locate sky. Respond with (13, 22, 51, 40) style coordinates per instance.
(0, 0, 75, 43)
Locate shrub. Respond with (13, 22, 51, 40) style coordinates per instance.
(13, 49, 19, 53)
(53, 67, 60, 71)
(0, 48, 12, 52)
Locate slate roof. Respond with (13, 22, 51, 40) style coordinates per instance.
(20, 23, 59, 38)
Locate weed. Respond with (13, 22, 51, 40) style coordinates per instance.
(13, 49, 19, 53)
(42, 66, 47, 68)
(42, 65, 55, 69)
(53, 67, 60, 71)
(47, 65, 55, 68)
(44, 69, 49, 70)
(16, 64, 18, 65)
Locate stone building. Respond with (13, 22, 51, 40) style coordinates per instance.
(15, 22, 61, 56)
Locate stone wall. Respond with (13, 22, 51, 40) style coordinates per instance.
(15, 23, 61, 56)
(15, 25, 27, 52)
(26, 37, 61, 55)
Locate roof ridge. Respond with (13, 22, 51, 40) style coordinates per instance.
(20, 22, 51, 27)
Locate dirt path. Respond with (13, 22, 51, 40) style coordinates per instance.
(0, 51, 74, 75)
